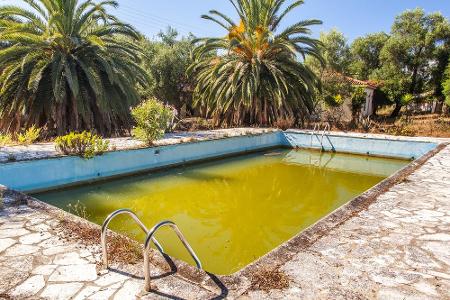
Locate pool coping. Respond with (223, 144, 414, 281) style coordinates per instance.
(0, 132, 448, 298)
(0, 128, 278, 165)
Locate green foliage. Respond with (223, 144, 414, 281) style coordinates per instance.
(350, 32, 389, 80)
(320, 72, 353, 107)
(306, 29, 352, 74)
(17, 125, 41, 145)
(371, 8, 450, 116)
(351, 87, 367, 114)
(55, 132, 110, 159)
(0, 132, 13, 147)
(189, 0, 323, 126)
(0, 0, 149, 135)
(131, 98, 174, 145)
(305, 29, 354, 111)
(443, 61, 450, 106)
(0, 132, 13, 146)
(401, 94, 414, 106)
(157, 26, 180, 47)
(139, 28, 194, 110)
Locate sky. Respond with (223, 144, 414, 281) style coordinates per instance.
(2, 0, 450, 42)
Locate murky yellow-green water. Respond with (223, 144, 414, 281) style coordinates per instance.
(35, 149, 408, 274)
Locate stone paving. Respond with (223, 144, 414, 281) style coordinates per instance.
(0, 205, 222, 300)
(243, 144, 450, 300)
(0, 132, 449, 299)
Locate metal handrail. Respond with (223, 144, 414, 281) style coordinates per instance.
(143, 220, 202, 292)
(310, 123, 319, 146)
(320, 123, 331, 147)
(101, 209, 164, 268)
(311, 123, 330, 148)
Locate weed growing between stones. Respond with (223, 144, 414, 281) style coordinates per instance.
(57, 217, 143, 265)
(250, 267, 290, 292)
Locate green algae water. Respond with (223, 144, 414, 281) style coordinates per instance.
(36, 149, 408, 275)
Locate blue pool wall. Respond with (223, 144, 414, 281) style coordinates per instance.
(282, 131, 438, 160)
(0, 131, 438, 193)
(0, 132, 283, 192)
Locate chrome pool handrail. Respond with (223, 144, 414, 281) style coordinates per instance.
(320, 123, 330, 147)
(101, 208, 164, 268)
(143, 220, 202, 292)
(310, 123, 319, 146)
(310, 123, 330, 150)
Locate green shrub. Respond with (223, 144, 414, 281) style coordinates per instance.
(0, 133, 13, 146)
(55, 131, 110, 159)
(351, 87, 366, 115)
(443, 61, 450, 106)
(131, 98, 174, 145)
(17, 125, 41, 145)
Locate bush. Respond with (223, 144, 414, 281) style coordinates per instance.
(0, 133, 13, 146)
(131, 98, 174, 145)
(351, 87, 366, 120)
(55, 131, 110, 159)
(17, 125, 41, 145)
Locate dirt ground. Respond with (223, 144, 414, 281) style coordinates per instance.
(350, 113, 450, 138)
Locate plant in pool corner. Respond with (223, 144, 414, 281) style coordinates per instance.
(131, 98, 175, 145)
(55, 132, 110, 159)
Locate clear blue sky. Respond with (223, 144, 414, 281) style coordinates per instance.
(111, 0, 450, 41)
(2, 0, 450, 41)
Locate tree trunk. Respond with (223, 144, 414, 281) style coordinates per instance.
(390, 100, 402, 118)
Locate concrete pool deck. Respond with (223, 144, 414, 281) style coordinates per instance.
(0, 130, 449, 299)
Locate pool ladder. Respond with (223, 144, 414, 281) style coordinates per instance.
(310, 123, 331, 151)
(101, 209, 202, 292)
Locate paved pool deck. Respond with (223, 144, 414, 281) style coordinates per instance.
(0, 130, 449, 299)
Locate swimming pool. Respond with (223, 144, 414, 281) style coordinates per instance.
(35, 148, 409, 274)
(0, 130, 438, 275)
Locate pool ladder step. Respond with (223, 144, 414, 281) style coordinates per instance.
(101, 209, 202, 292)
(310, 123, 333, 151)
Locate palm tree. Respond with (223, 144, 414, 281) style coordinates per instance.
(188, 0, 323, 126)
(0, 0, 149, 135)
